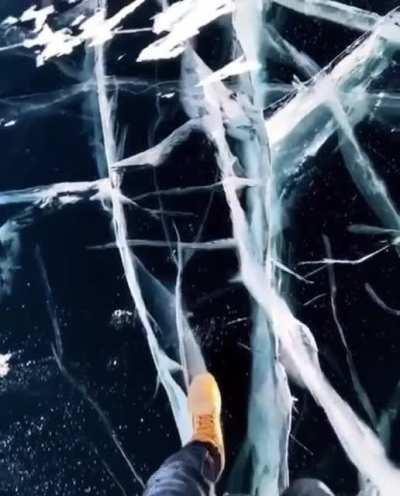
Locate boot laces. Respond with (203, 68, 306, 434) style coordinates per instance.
(195, 413, 215, 436)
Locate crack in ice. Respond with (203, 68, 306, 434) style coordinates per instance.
(137, 0, 235, 61)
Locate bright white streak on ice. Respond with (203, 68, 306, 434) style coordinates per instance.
(5, 5, 55, 32)
(7, 0, 148, 66)
(300, 244, 390, 267)
(197, 56, 261, 87)
(0, 179, 166, 219)
(2, 16, 18, 26)
(137, 0, 235, 61)
(0, 353, 12, 378)
(89, 238, 236, 251)
(0, 179, 110, 206)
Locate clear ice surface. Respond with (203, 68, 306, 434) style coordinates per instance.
(1, 0, 400, 495)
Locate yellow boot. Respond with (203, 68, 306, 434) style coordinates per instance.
(188, 373, 225, 471)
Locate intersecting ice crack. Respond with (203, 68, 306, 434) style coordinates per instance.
(93, 0, 205, 454)
(2, 0, 400, 495)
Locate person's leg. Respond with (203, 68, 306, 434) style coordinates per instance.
(143, 373, 225, 496)
(143, 441, 222, 496)
(282, 478, 335, 496)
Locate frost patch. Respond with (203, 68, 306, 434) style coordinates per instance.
(110, 309, 135, 330)
(0, 353, 12, 378)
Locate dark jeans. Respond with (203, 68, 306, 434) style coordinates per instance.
(143, 441, 221, 496)
(143, 442, 334, 496)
